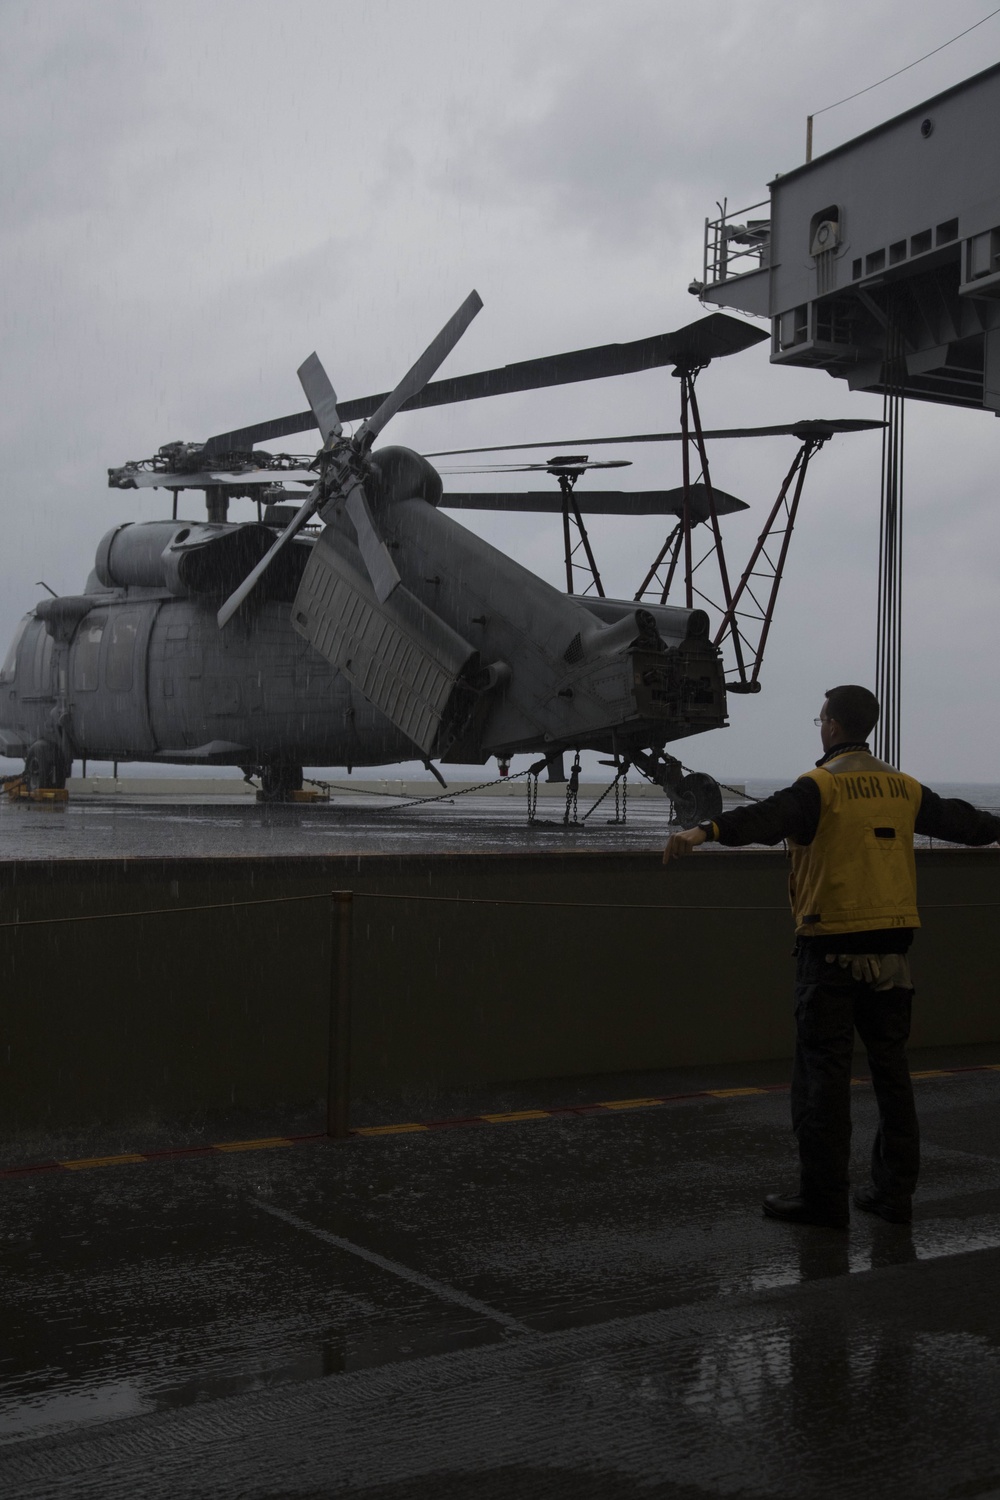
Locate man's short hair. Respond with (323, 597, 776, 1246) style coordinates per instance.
(825, 684, 880, 740)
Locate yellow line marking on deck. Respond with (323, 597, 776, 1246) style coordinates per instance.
(213, 1138, 294, 1152)
(480, 1110, 552, 1122)
(707, 1088, 766, 1097)
(61, 1153, 147, 1170)
(6, 1066, 996, 1181)
(598, 1098, 671, 1110)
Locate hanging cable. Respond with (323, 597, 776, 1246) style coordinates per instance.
(875, 305, 905, 767)
(805, 9, 1000, 157)
(811, 9, 1000, 119)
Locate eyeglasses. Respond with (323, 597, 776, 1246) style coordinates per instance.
(813, 717, 826, 726)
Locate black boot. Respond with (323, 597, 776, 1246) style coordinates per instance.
(763, 1193, 849, 1229)
(853, 1185, 912, 1224)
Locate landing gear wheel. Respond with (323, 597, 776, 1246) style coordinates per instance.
(24, 740, 68, 793)
(259, 764, 304, 803)
(671, 771, 723, 829)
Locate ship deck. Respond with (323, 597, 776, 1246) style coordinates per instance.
(2, 1049, 1000, 1498)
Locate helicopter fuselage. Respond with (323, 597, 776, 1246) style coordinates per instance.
(0, 591, 421, 774)
(0, 470, 729, 787)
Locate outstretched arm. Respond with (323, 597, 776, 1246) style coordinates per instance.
(915, 788, 1000, 845)
(663, 779, 822, 865)
(662, 827, 708, 864)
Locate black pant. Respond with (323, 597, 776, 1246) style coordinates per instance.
(791, 947, 919, 1212)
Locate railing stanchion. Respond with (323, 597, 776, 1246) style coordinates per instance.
(327, 891, 354, 1139)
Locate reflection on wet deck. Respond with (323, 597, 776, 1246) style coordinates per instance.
(0, 790, 685, 859)
(1, 1057, 1000, 1497)
(4, 782, 995, 861)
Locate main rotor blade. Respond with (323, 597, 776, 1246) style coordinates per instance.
(201, 313, 767, 454)
(343, 481, 401, 603)
(356, 290, 484, 445)
(297, 353, 343, 444)
(439, 459, 632, 474)
(426, 418, 888, 459)
(119, 469, 317, 489)
(217, 483, 321, 628)
(439, 483, 749, 518)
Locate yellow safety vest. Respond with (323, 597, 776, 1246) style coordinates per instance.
(787, 750, 922, 936)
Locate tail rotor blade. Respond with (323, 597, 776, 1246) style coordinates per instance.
(217, 483, 321, 628)
(297, 353, 343, 445)
(344, 481, 401, 604)
(357, 290, 483, 444)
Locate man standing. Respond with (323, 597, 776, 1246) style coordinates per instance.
(663, 685, 1000, 1229)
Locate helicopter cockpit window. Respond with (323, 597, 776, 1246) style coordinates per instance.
(0, 614, 32, 684)
(73, 614, 108, 693)
(106, 610, 140, 692)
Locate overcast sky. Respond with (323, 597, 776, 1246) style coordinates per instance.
(2, 0, 999, 784)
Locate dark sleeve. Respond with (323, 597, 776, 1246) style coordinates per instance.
(710, 777, 821, 847)
(914, 786, 1000, 846)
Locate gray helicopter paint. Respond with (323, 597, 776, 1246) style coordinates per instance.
(294, 532, 478, 757)
(68, 602, 158, 758)
(1, 499, 722, 773)
(292, 473, 724, 762)
(29, 304, 757, 784)
(2, 436, 724, 777)
(0, 615, 55, 757)
(1, 591, 415, 769)
(144, 600, 409, 766)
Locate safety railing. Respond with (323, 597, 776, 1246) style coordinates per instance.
(703, 198, 771, 287)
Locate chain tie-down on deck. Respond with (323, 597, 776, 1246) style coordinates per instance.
(563, 753, 582, 825)
(614, 773, 628, 825)
(578, 764, 629, 825)
(526, 769, 539, 823)
(307, 762, 540, 812)
(247, 753, 759, 828)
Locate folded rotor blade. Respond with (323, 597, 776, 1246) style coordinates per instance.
(426, 418, 888, 458)
(217, 484, 321, 628)
(343, 480, 401, 604)
(356, 290, 484, 444)
(297, 353, 343, 444)
(439, 459, 632, 474)
(202, 311, 765, 454)
(118, 469, 317, 489)
(439, 484, 749, 518)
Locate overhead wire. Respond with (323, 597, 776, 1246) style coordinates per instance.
(811, 8, 1000, 118)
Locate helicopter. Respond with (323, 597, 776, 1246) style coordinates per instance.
(0, 294, 882, 821)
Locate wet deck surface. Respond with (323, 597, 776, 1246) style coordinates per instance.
(3, 1051, 1000, 1498)
(3, 783, 994, 859)
(0, 790, 679, 859)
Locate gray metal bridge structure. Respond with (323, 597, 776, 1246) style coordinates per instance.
(696, 60, 1000, 414)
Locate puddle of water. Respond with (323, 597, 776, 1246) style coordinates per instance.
(0, 1313, 507, 1444)
(0, 1379, 146, 1442)
(911, 1214, 1000, 1261)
